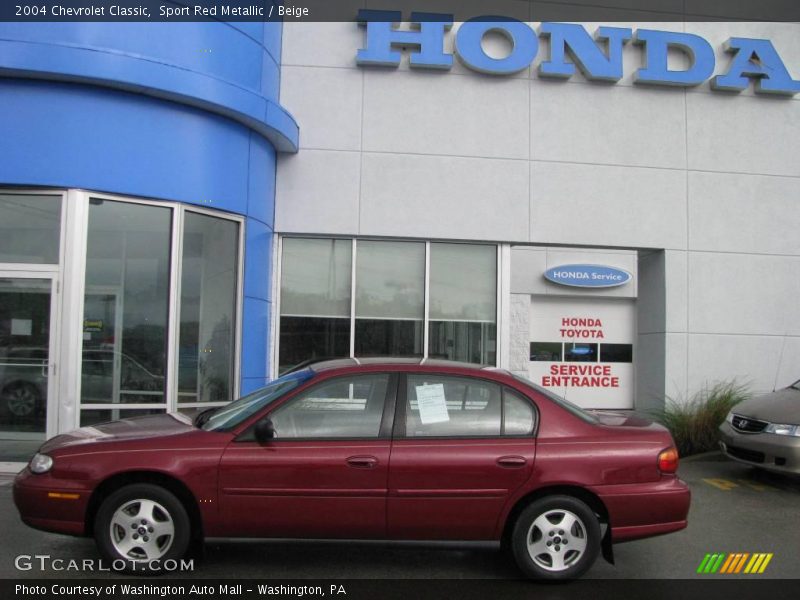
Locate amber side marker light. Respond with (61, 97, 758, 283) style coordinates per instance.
(658, 447, 679, 474)
(47, 492, 80, 500)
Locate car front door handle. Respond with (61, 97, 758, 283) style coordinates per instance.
(497, 455, 527, 468)
(346, 455, 378, 469)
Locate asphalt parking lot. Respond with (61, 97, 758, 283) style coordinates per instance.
(1, 452, 798, 580)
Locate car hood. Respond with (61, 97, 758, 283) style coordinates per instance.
(732, 386, 800, 424)
(39, 413, 195, 453)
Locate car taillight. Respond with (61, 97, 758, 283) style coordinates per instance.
(658, 447, 679, 474)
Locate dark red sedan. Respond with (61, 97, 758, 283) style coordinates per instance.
(14, 359, 690, 580)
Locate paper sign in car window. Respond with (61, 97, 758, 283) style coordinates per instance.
(416, 383, 449, 424)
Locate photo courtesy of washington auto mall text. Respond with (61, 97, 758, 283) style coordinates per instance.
(14, 583, 347, 598)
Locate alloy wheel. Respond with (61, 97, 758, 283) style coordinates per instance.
(525, 509, 588, 572)
(5, 385, 37, 417)
(109, 498, 175, 562)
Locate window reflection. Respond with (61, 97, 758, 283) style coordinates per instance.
(565, 343, 598, 363)
(427, 243, 496, 365)
(177, 213, 239, 404)
(278, 239, 499, 368)
(0, 194, 61, 264)
(279, 239, 352, 373)
(81, 199, 171, 419)
(355, 241, 425, 357)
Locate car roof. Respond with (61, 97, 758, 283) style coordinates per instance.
(304, 357, 505, 374)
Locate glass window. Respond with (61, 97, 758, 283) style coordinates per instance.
(429, 244, 496, 321)
(356, 241, 424, 319)
(0, 278, 51, 437)
(564, 343, 598, 362)
(279, 239, 352, 373)
(355, 241, 424, 357)
(428, 244, 496, 364)
(277, 237, 501, 369)
(177, 212, 240, 404)
(281, 238, 352, 317)
(600, 344, 633, 363)
(270, 374, 389, 439)
(428, 321, 496, 364)
(355, 319, 423, 357)
(405, 375, 501, 437)
(530, 342, 562, 361)
(79, 408, 166, 427)
(82, 199, 171, 414)
(0, 194, 61, 264)
(512, 373, 599, 425)
(279, 317, 350, 373)
(503, 389, 535, 435)
(202, 370, 312, 432)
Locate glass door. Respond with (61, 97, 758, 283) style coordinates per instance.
(0, 275, 57, 463)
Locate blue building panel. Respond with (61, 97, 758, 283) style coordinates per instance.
(0, 79, 251, 214)
(263, 21, 283, 69)
(0, 21, 297, 392)
(0, 24, 298, 152)
(0, 23, 263, 90)
(241, 376, 270, 395)
(241, 297, 271, 381)
(247, 133, 277, 227)
(244, 219, 273, 302)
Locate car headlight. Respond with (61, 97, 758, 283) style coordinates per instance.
(725, 412, 734, 424)
(29, 453, 53, 474)
(764, 423, 800, 437)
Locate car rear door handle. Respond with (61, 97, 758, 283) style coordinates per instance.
(497, 455, 527, 468)
(346, 455, 378, 469)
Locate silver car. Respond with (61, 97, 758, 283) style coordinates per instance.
(719, 379, 800, 474)
(0, 348, 164, 420)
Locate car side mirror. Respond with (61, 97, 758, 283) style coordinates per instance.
(254, 418, 276, 444)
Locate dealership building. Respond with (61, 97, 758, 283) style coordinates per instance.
(0, 9, 798, 466)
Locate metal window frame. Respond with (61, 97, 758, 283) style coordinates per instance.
(274, 235, 503, 377)
(0, 189, 68, 441)
(68, 190, 244, 427)
(0, 271, 60, 440)
(172, 205, 245, 407)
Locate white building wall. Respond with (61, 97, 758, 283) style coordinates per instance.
(277, 16, 800, 407)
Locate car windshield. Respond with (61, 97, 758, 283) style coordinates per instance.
(511, 373, 599, 424)
(200, 369, 314, 432)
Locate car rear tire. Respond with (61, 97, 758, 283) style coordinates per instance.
(94, 483, 190, 574)
(511, 495, 601, 580)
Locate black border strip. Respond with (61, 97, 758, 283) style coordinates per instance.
(2, 1, 800, 22)
(3, 578, 798, 600)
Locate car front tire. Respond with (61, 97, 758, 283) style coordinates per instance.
(511, 495, 601, 580)
(94, 483, 191, 574)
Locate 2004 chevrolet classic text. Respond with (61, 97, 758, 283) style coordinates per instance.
(14, 359, 690, 580)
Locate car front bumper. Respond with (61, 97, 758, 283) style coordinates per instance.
(719, 421, 800, 474)
(13, 467, 91, 536)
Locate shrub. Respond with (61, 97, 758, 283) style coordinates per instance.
(651, 381, 750, 457)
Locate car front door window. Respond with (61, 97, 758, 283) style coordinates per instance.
(270, 373, 390, 439)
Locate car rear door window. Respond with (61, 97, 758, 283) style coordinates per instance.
(503, 389, 535, 435)
(405, 375, 502, 437)
(270, 373, 390, 439)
